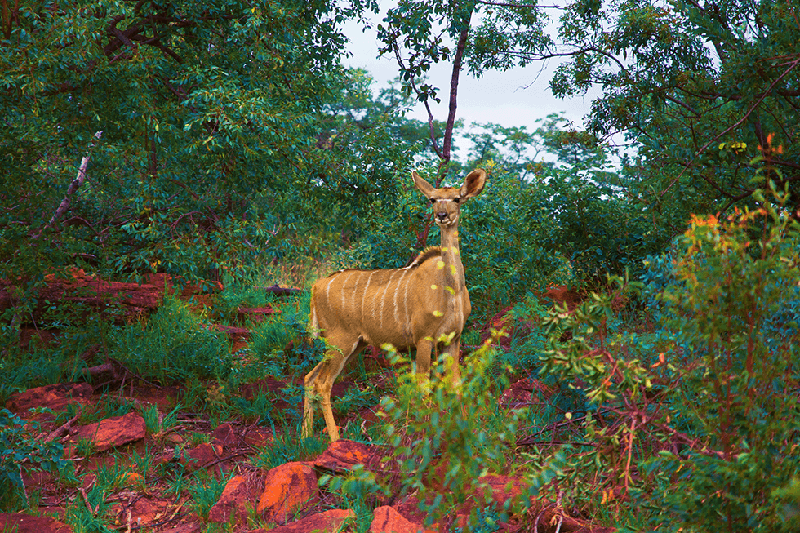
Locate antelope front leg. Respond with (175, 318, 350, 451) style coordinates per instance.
(443, 336, 462, 386)
(414, 338, 434, 383)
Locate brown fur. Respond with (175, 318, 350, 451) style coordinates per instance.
(303, 169, 487, 441)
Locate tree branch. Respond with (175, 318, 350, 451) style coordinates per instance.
(441, 22, 472, 170)
(660, 56, 800, 198)
(34, 131, 103, 240)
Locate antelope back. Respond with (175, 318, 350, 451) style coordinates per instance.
(310, 248, 461, 349)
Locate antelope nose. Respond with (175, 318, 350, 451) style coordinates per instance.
(436, 211, 448, 221)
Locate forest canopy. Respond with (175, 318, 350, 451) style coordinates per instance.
(1, 0, 798, 296)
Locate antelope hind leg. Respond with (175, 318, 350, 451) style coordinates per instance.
(302, 358, 326, 439)
(303, 337, 364, 441)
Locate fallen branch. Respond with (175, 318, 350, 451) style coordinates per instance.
(260, 284, 301, 296)
(41, 412, 82, 443)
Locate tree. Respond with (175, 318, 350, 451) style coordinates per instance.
(373, 0, 554, 251)
(376, 0, 552, 179)
(546, 0, 800, 223)
(0, 0, 377, 287)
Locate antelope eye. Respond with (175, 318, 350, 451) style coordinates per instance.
(453, 197, 461, 203)
(429, 198, 437, 204)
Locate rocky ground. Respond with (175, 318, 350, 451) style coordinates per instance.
(1, 272, 611, 533)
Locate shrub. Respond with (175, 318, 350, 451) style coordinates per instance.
(110, 296, 232, 383)
(327, 341, 568, 530)
(535, 184, 800, 531)
(0, 409, 68, 509)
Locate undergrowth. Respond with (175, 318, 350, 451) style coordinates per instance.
(1, 185, 798, 531)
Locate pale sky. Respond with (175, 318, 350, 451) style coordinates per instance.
(340, 12, 601, 135)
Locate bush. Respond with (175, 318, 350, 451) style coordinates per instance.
(327, 341, 567, 530)
(0, 409, 69, 509)
(110, 296, 232, 383)
(535, 185, 800, 531)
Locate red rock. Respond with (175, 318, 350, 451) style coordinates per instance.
(109, 497, 170, 528)
(257, 462, 318, 523)
(154, 442, 224, 473)
(0, 513, 71, 533)
(208, 475, 261, 525)
(0, 270, 227, 327)
(542, 285, 583, 311)
(370, 506, 425, 533)
(159, 524, 201, 533)
(6, 383, 93, 414)
(243, 426, 274, 447)
(210, 324, 251, 340)
(212, 423, 238, 447)
(237, 305, 278, 324)
(70, 412, 145, 452)
(258, 509, 355, 532)
(392, 496, 435, 530)
(312, 439, 372, 473)
(184, 442, 223, 471)
(0, 269, 164, 324)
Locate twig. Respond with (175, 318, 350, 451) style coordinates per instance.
(555, 491, 564, 533)
(79, 485, 99, 515)
(534, 502, 557, 533)
(624, 416, 636, 497)
(19, 465, 29, 507)
(41, 412, 82, 443)
(35, 131, 103, 239)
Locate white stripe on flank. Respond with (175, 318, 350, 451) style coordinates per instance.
(379, 270, 399, 329)
(393, 270, 408, 328)
(361, 271, 376, 322)
(325, 276, 336, 309)
(352, 272, 361, 324)
(339, 271, 353, 315)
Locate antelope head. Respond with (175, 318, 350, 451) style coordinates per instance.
(412, 169, 487, 228)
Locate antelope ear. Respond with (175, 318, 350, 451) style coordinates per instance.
(412, 171, 435, 196)
(460, 169, 487, 199)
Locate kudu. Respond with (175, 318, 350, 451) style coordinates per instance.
(302, 169, 487, 442)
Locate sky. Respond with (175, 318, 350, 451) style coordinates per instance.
(339, 11, 602, 136)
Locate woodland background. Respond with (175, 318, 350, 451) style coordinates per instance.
(1, 0, 799, 531)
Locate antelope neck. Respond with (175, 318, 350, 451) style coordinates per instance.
(439, 226, 465, 286)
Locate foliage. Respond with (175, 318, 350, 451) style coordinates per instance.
(0, 0, 383, 305)
(252, 431, 329, 471)
(141, 403, 181, 437)
(0, 409, 69, 509)
(110, 295, 232, 383)
(0, 353, 71, 406)
(376, 0, 552, 170)
(461, 162, 566, 312)
(460, 113, 666, 287)
(187, 469, 235, 520)
(551, 0, 800, 224)
(340, 160, 569, 318)
(327, 341, 566, 530)
(534, 184, 800, 530)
